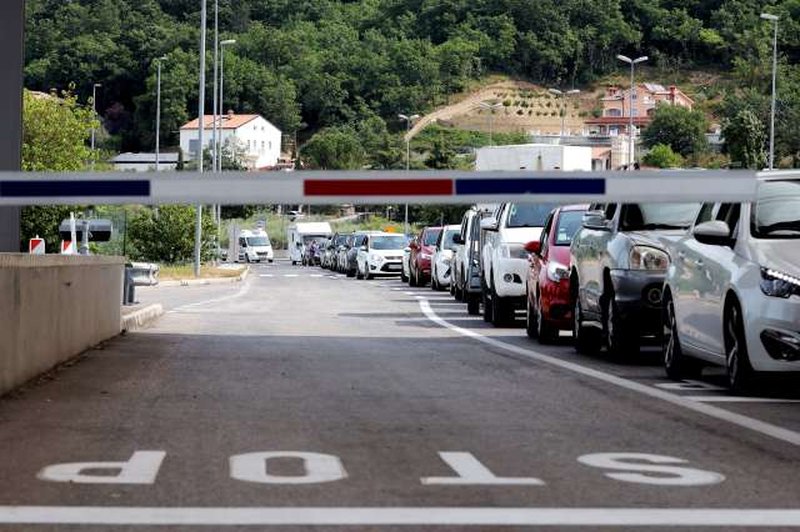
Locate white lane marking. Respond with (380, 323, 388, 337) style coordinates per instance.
(37, 452, 165, 485)
(284, 274, 299, 278)
(687, 396, 800, 404)
(419, 300, 800, 447)
(170, 280, 252, 313)
(230, 452, 347, 485)
(310, 274, 324, 278)
(259, 274, 274, 278)
(1, 507, 799, 526)
(421, 452, 545, 486)
(656, 381, 727, 392)
(577, 453, 724, 486)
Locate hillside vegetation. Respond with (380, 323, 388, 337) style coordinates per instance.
(24, 0, 800, 167)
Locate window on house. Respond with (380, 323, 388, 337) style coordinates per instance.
(632, 109, 639, 117)
(268, 141, 272, 150)
(189, 139, 199, 155)
(606, 108, 622, 117)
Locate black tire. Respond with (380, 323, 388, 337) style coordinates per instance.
(482, 279, 493, 323)
(291, 260, 297, 266)
(663, 292, 702, 380)
(528, 288, 558, 343)
(346, 267, 355, 278)
(401, 267, 408, 283)
(491, 286, 513, 327)
(268, 259, 274, 263)
(603, 288, 639, 357)
(364, 270, 372, 280)
(573, 295, 601, 355)
(525, 294, 538, 339)
(724, 300, 755, 394)
(408, 266, 418, 287)
(467, 294, 480, 315)
(449, 276, 456, 296)
(356, 265, 364, 280)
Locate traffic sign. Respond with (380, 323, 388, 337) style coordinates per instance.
(60, 240, 75, 255)
(0, 169, 772, 206)
(28, 236, 45, 255)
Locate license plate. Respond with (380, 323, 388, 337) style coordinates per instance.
(386, 264, 401, 271)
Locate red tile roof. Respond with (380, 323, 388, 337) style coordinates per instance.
(180, 114, 260, 130)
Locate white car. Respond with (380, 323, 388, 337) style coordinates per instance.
(401, 244, 412, 283)
(481, 203, 559, 326)
(663, 175, 800, 391)
(431, 225, 460, 291)
(356, 233, 407, 280)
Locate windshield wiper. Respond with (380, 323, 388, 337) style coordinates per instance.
(758, 221, 800, 234)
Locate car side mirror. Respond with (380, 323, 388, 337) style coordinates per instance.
(693, 221, 733, 246)
(524, 240, 541, 255)
(409, 241, 419, 250)
(480, 218, 499, 231)
(452, 234, 464, 245)
(582, 211, 611, 231)
(404, 246, 411, 252)
(360, 245, 367, 252)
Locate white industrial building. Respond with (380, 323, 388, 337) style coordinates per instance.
(475, 144, 593, 172)
(179, 113, 282, 170)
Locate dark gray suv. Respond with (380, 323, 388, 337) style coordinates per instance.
(569, 202, 699, 356)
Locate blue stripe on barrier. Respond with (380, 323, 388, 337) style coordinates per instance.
(455, 178, 606, 196)
(0, 180, 150, 198)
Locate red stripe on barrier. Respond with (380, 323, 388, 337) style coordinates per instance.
(305, 179, 453, 196)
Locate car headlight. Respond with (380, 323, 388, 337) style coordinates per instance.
(499, 244, 528, 259)
(370, 254, 383, 262)
(629, 246, 669, 271)
(547, 261, 570, 283)
(760, 268, 800, 298)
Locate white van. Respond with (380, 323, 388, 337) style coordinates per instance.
(232, 229, 274, 263)
(287, 222, 333, 265)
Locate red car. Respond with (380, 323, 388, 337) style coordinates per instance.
(408, 226, 442, 287)
(524, 205, 588, 343)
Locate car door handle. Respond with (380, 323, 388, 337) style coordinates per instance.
(695, 259, 704, 268)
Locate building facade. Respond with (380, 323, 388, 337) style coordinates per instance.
(179, 113, 282, 170)
(586, 83, 694, 136)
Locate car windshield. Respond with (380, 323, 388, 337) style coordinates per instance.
(554, 211, 585, 246)
(423, 230, 441, 246)
(334, 235, 350, 246)
(371, 236, 407, 250)
(506, 203, 559, 228)
(619, 203, 699, 231)
(752, 180, 800, 239)
(303, 235, 326, 245)
(246, 237, 270, 247)
(442, 230, 458, 249)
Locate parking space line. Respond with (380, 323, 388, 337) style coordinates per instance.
(1, 506, 799, 526)
(687, 396, 800, 404)
(419, 300, 800, 447)
(169, 281, 252, 313)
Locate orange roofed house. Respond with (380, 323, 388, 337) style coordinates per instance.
(586, 83, 694, 136)
(179, 112, 282, 170)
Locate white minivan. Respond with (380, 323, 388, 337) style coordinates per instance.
(663, 175, 800, 391)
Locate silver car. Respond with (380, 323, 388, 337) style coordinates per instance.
(663, 176, 800, 391)
(570, 202, 699, 356)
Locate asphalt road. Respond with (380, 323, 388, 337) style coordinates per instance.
(0, 260, 798, 530)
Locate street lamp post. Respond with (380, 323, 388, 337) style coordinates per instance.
(90, 82, 102, 169)
(154, 56, 168, 172)
(548, 88, 581, 139)
(194, 0, 207, 278)
(218, 39, 236, 173)
(617, 54, 648, 169)
(398, 113, 419, 238)
(761, 12, 779, 170)
(477, 101, 503, 145)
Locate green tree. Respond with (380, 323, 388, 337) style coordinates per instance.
(722, 108, 767, 169)
(642, 104, 708, 157)
(20, 89, 98, 252)
(302, 127, 365, 169)
(643, 143, 684, 168)
(425, 135, 457, 169)
(127, 205, 217, 263)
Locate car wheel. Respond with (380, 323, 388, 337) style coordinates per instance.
(467, 294, 480, 315)
(604, 289, 639, 357)
(491, 286, 513, 327)
(724, 300, 755, 393)
(535, 289, 558, 344)
(663, 292, 702, 380)
(401, 267, 408, 283)
(449, 276, 456, 296)
(346, 267, 355, 278)
(482, 279, 493, 323)
(573, 295, 601, 355)
(291, 260, 297, 266)
(525, 293, 538, 340)
(269, 259, 274, 264)
(364, 267, 372, 280)
(356, 265, 364, 280)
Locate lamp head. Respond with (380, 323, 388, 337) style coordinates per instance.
(760, 13, 779, 21)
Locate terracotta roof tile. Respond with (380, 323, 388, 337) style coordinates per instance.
(180, 114, 260, 130)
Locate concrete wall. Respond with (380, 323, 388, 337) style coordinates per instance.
(0, 254, 125, 395)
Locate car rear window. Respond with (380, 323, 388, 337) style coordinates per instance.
(554, 211, 584, 246)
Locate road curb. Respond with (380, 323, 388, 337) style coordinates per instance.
(158, 266, 250, 287)
(121, 303, 164, 332)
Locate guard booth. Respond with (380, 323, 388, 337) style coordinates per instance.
(58, 218, 113, 254)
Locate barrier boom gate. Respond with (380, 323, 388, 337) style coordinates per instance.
(0, 170, 778, 206)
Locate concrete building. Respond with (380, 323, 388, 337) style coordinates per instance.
(111, 152, 179, 172)
(475, 144, 593, 172)
(586, 83, 694, 136)
(179, 112, 282, 170)
(528, 135, 632, 171)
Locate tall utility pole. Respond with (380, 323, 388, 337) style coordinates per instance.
(211, 0, 219, 175)
(548, 88, 580, 139)
(0, 0, 24, 252)
(154, 56, 168, 172)
(218, 39, 236, 172)
(617, 54, 647, 169)
(90, 83, 102, 169)
(398, 113, 419, 237)
(194, 0, 207, 278)
(761, 12, 779, 171)
(477, 102, 503, 145)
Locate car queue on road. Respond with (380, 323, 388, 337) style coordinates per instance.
(304, 174, 800, 393)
